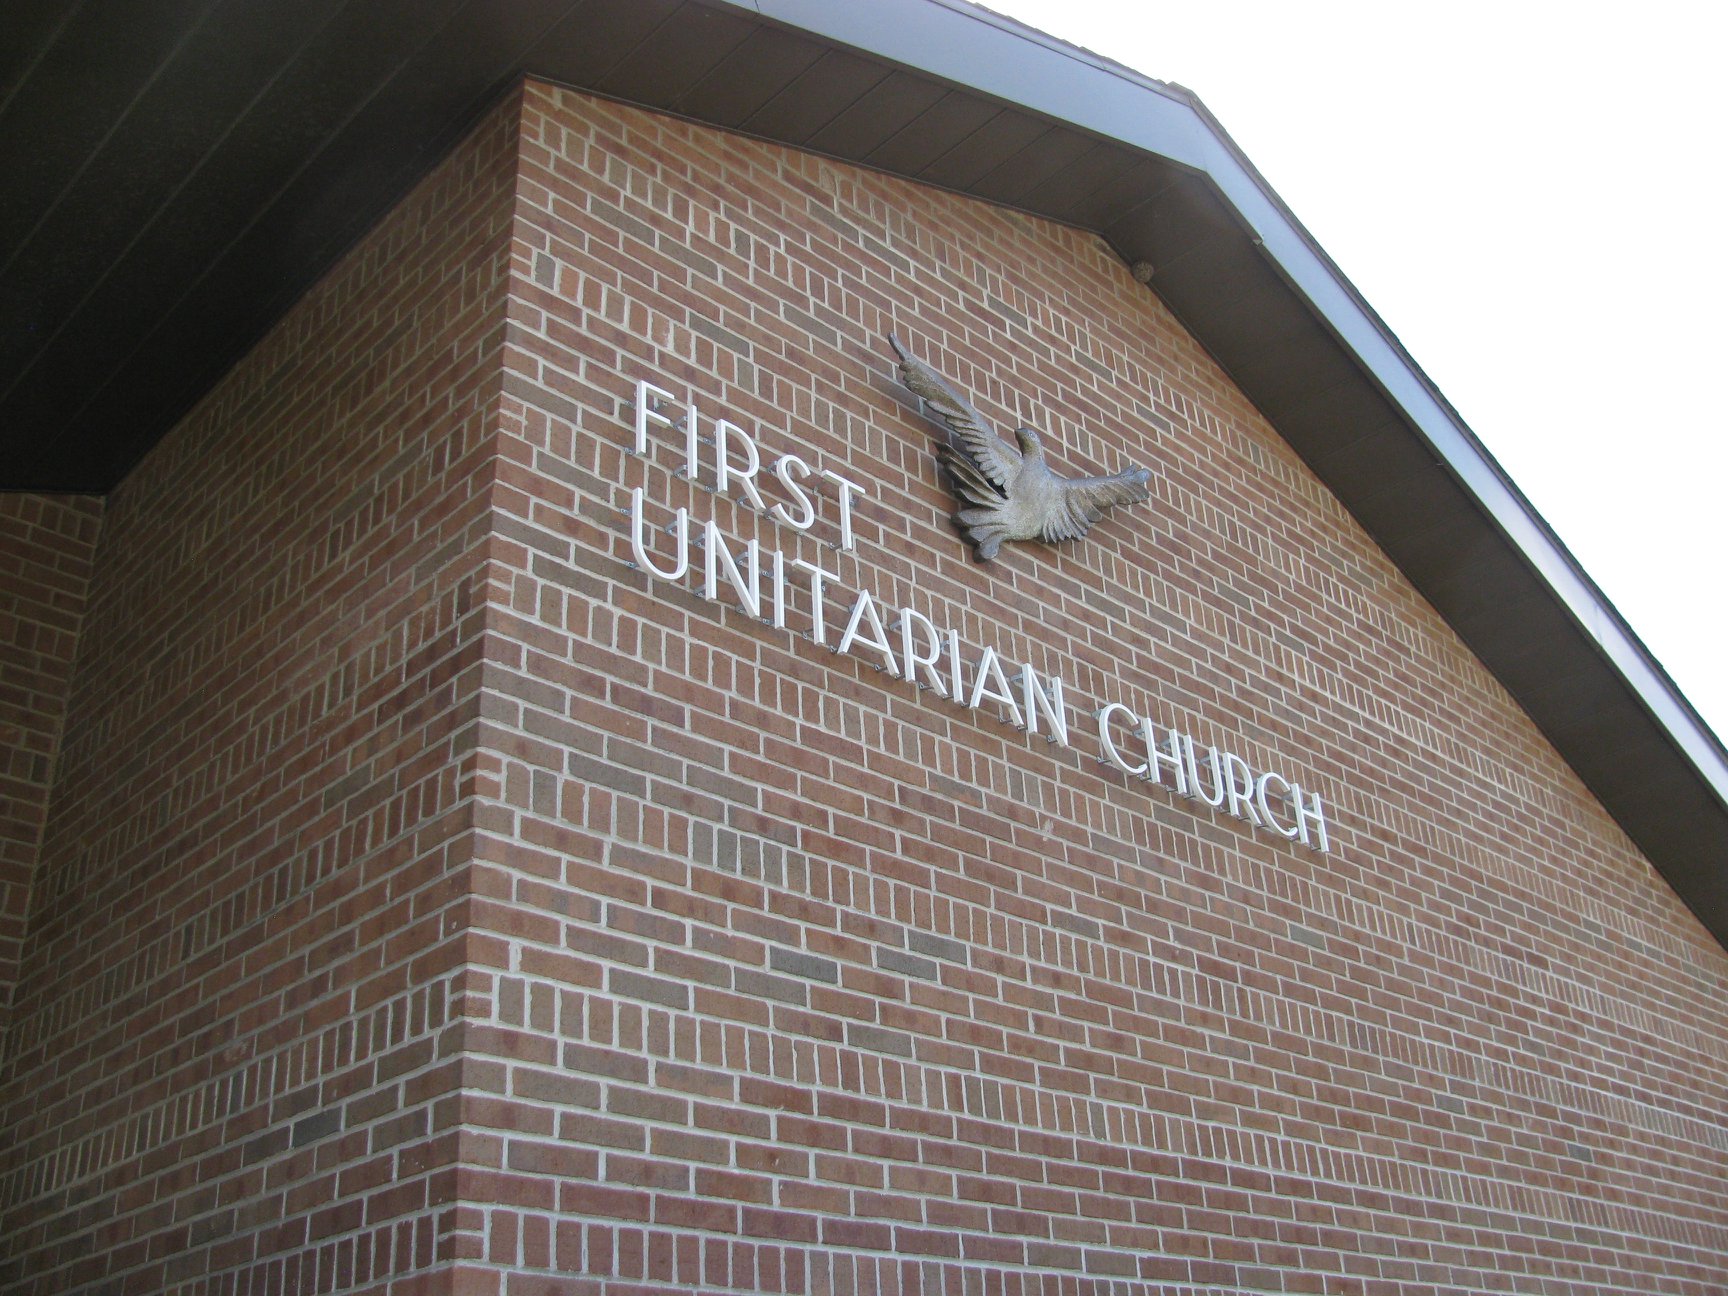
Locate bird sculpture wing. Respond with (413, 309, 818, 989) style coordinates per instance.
(1042, 468, 1153, 543)
(888, 334, 1020, 496)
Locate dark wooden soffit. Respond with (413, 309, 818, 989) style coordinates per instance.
(4, 0, 1725, 946)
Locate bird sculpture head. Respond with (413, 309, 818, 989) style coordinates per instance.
(1013, 427, 1043, 458)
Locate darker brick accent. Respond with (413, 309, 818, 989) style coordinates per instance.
(290, 1109, 343, 1148)
(768, 946, 839, 984)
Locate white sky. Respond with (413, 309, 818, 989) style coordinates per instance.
(982, 0, 1728, 745)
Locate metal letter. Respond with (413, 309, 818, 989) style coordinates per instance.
(837, 589, 899, 674)
(1140, 722, 1189, 794)
(1290, 786, 1330, 853)
(1185, 737, 1228, 808)
(702, 518, 761, 617)
(629, 488, 689, 581)
(1254, 771, 1300, 840)
(683, 397, 701, 479)
(1097, 703, 1147, 776)
(791, 556, 837, 647)
(1020, 665, 1069, 747)
(770, 549, 789, 629)
(633, 379, 679, 456)
(714, 419, 768, 511)
(1221, 751, 1262, 827)
(770, 453, 817, 530)
(966, 646, 1024, 729)
(899, 607, 948, 695)
(819, 469, 867, 552)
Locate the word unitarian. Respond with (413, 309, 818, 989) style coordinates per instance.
(623, 365, 1331, 853)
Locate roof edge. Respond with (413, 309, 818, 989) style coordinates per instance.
(729, 0, 1728, 820)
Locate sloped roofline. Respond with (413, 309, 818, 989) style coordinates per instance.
(841, 0, 1728, 801)
(3, 0, 1723, 943)
(740, 0, 1728, 932)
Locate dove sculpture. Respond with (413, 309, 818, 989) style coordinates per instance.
(890, 334, 1152, 561)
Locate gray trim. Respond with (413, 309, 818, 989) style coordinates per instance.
(740, 0, 1728, 811)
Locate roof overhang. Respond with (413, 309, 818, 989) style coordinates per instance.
(5, 0, 1726, 945)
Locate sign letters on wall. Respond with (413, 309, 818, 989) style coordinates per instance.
(622, 372, 1332, 853)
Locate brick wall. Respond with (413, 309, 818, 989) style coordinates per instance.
(0, 95, 522, 1293)
(4, 78, 1726, 1296)
(0, 494, 102, 1035)
(461, 84, 1728, 1293)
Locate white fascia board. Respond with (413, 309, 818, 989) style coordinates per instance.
(730, 0, 1728, 808)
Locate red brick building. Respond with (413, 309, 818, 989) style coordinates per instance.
(3, 3, 1726, 1293)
